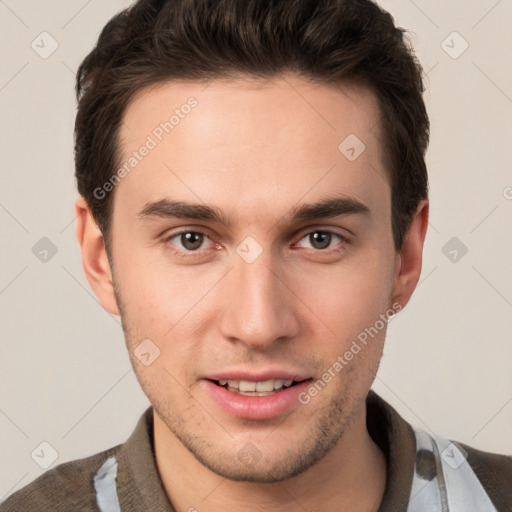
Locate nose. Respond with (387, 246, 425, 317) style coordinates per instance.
(217, 250, 300, 350)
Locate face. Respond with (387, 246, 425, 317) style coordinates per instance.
(106, 75, 402, 482)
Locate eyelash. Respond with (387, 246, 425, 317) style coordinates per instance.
(163, 228, 351, 259)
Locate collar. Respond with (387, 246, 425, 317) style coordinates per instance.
(115, 406, 175, 511)
(366, 390, 416, 511)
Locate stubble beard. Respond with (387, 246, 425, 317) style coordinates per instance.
(112, 276, 377, 484)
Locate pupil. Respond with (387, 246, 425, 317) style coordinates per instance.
(182, 232, 203, 250)
(311, 232, 331, 249)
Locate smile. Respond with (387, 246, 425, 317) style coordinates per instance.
(215, 379, 299, 396)
(205, 378, 311, 420)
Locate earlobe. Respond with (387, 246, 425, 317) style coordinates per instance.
(75, 197, 120, 316)
(390, 199, 429, 310)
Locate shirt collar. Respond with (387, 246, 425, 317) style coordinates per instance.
(366, 390, 416, 511)
(116, 407, 175, 511)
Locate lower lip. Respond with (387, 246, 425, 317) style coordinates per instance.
(203, 380, 311, 421)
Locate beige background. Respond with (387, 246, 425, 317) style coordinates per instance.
(1, 0, 511, 501)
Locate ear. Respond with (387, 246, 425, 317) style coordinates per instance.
(390, 199, 429, 309)
(75, 197, 120, 316)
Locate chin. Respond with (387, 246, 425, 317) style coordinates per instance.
(167, 405, 350, 484)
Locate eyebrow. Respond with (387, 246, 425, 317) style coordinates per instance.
(291, 196, 370, 221)
(137, 196, 371, 226)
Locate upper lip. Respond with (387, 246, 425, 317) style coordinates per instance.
(204, 369, 311, 382)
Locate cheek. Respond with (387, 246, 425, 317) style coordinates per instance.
(114, 258, 224, 383)
(295, 250, 394, 338)
(114, 246, 214, 331)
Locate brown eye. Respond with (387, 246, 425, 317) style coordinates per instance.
(179, 232, 204, 250)
(166, 230, 214, 253)
(309, 231, 332, 250)
(295, 230, 350, 254)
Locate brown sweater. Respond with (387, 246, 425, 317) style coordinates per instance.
(2, 391, 511, 511)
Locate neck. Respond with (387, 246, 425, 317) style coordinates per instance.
(154, 403, 387, 512)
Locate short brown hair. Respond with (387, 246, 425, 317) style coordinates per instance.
(75, 0, 429, 252)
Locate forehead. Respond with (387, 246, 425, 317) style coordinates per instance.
(116, 74, 389, 220)
(122, 75, 383, 147)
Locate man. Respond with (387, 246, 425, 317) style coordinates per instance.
(3, 0, 511, 510)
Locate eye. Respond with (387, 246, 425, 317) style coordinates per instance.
(296, 230, 348, 251)
(165, 230, 216, 252)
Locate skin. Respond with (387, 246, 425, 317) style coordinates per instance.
(76, 74, 428, 511)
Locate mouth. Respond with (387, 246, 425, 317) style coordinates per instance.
(204, 376, 313, 420)
(210, 378, 303, 396)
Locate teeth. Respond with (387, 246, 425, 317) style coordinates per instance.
(255, 380, 275, 392)
(218, 378, 295, 391)
(239, 380, 256, 392)
(273, 379, 284, 390)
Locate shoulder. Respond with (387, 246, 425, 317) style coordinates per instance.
(461, 441, 512, 510)
(411, 429, 512, 511)
(1, 444, 121, 512)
